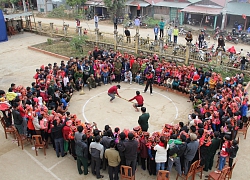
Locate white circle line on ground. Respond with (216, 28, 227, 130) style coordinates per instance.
(82, 87, 179, 124)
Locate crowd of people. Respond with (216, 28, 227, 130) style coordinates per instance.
(0, 47, 248, 180)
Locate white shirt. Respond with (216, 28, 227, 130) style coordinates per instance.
(63, 76, 69, 87)
(94, 16, 99, 23)
(134, 18, 140, 26)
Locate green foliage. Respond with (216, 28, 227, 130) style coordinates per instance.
(47, 5, 67, 18)
(104, 0, 125, 17)
(47, 38, 53, 45)
(66, 0, 84, 7)
(144, 17, 159, 28)
(70, 36, 88, 53)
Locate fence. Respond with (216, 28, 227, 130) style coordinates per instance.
(24, 21, 250, 75)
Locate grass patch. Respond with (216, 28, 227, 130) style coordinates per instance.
(32, 38, 92, 58)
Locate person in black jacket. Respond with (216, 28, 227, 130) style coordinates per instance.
(216, 35, 225, 52)
(198, 31, 205, 48)
(167, 134, 187, 176)
(116, 132, 126, 166)
(51, 120, 66, 157)
(124, 27, 131, 43)
(123, 132, 138, 175)
(12, 102, 23, 135)
(226, 139, 239, 167)
(75, 134, 89, 175)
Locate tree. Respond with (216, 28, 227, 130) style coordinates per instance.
(66, 0, 85, 7)
(104, 0, 125, 17)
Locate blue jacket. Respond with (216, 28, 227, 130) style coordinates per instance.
(241, 103, 248, 116)
(154, 27, 159, 34)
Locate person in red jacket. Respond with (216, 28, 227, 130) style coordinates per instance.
(129, 91, 144, 112)
(108, 85, 121, 102)
(62, 120, 72, 155)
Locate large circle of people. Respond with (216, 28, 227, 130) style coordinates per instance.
(0, 47, 247, 178)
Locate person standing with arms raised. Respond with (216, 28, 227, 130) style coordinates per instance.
(138, 107, 150, 132)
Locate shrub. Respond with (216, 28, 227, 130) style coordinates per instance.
(70, 36, 88, 53)
(47, 38, 53, 45)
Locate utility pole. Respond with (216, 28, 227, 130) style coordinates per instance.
(221, 0, 228, 30)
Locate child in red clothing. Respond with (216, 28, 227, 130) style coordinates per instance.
(216, 135, 231, 173)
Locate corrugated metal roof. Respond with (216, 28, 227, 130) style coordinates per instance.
(154, 2, 190, 8)
(85, 0, 105, 6)
(187, 0, 202, 3)
(181, 5, 222, 15)
(226, 2, 250, 16)
(4, 12, 33, 19)
(125, 0, 150, 7)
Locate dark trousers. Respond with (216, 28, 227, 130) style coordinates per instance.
(70, 140, 76, 158)
(91, 156, 102, 178)
(199, 40, 203, 48)
(144, 81, 153, 94)
(114, 23, 117, 30)
(115, 74, 121, 83)
(54, 138, 64, 157)
(141, 157, 146, 170)
(184, 159, 191, 175)
(102, 156, 108, 170)
(108, 165, 119, 180)
(174, 35, 178, 43)
(204, 153, 215, 171)
(77, 156, 88, 175)
(126, 36, 131, 43)
(155, 34, 158, 40)
(126, 159, 137, 175)
(160, 29, 164, 37)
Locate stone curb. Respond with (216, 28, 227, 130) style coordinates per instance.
(28, 46, 69, 60)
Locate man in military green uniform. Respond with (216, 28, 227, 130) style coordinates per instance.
(114, 58, 122, 83)
(86, 74, 96, 90)
(131, 60, 140, 81)
(74, 68, 83, 82)
(138, 107, 150, 132)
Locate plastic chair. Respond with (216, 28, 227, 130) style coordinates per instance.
(176, 160, 199, 180)
(0, 117, 15, 139)
(120, 165, 134, 180)
(238, 121, 250, 139)
(157, 170, 170, 180)
(32, 135, 46, 156)
(208, 166, 230, 180)
(12, 126, 32, 150)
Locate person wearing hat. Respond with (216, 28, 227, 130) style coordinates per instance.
(75, 134, 89, 175)
(86, 74, 96, 90)
(107, 85, 121, 102)
(128, 91, 144, 112)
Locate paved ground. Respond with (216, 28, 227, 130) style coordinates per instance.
(0, 32, 249, 180)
